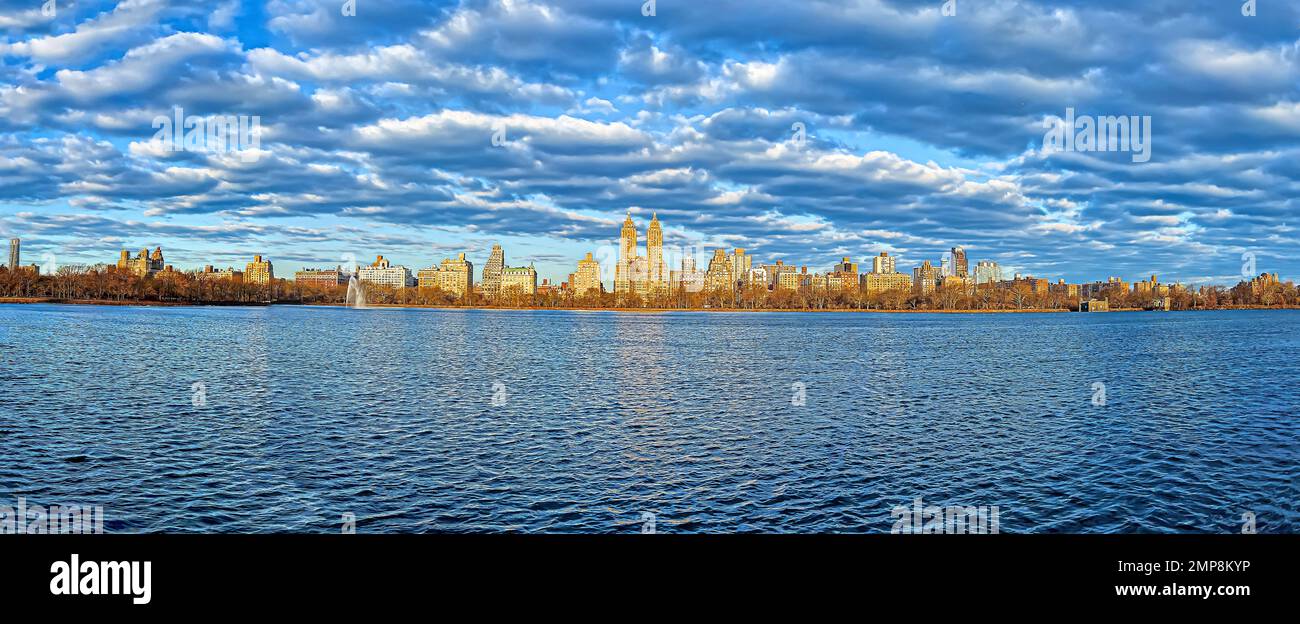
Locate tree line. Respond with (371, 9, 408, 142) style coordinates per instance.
(2, 265, 1295, 311)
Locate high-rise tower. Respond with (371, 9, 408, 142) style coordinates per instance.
(951, 246, 969, 277)
(647, 213, 667, 294)
(615, 212, 637, 294)
(483, 244, 504, 299)
(7, 238, 18, 272)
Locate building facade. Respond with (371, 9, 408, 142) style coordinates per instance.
(871, 252, 897, 274)
(199, 265, 243, 282)
(358, 255, 415, 289)
(913, 260, 938, 294)
(7, 238, 18, 271)
(863, 271, 912, 294)
(614, 212, 669, 297)
(671, 255, 705, 293)
(295, 267, 348, 287)
(572, 252, 602, 295)
(437, 253, 474, 298)
(245, 256, 274, 285)
(482, 244, 505, 300)
(951, 246, 969, 277)
(118, 247, 165, 277)
(501, 265, 538, 296)
(974, 260, 1002, 285)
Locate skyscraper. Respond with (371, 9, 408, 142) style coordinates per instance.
(951, 246, 969, 277)
(8, 238, 18, 272)
(913, 260, 938, 294)
(872, 252, 896, 274)
(974, 260, 1002, 285)
(482, 244, 504, 299)
(647, 213, 667, 294)
(614, 212, 669, 297)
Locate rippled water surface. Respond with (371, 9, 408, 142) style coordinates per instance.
(2, 304, 1297, 533)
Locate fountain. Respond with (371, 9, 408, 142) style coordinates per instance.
(345, 275, 367, 309)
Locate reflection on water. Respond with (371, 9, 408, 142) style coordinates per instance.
(1, 304, 1297, 533)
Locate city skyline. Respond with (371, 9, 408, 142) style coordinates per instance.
(2, 1, 1299, 288)
(56, 211, 1285, 297)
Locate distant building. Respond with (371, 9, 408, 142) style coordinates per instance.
(198, 265, 243, 282)
(1081, 276, 1128, 300)
(863, 271, 911, 294)
(295, 266, 348, 287)
(913, 261, 938, 294)
(973, 260, 1001, 285)
(117, 247, 165, 277)
(244, 256, 274, 285)
(776, 269, 803, 291)
(358, 255, 414, 289)
(437, 253, 474, 298)
(572, 252, 602, 295)
(1249, 272, 1280, 296)
(671, 255, 705, 293)
(1049, 279, 1080, 299)
(871, 252, 896, 274)
(833, 257, 858, 275)
(615, 212, 669, 297)
(705, 249, 733, 292)
(729, 249, 751, 289)
(8, 238, 18, 271)
(482, 244, 505, 300)
(501, 265, 537, 296)
(951, 246, 969, 277)
(1081, 298, 1109, 312)
(764, 260, 798, 288)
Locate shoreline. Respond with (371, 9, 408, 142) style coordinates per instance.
(4, 297, 1297, 314)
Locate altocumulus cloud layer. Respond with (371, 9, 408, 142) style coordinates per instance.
(1, 0, 1297, 283)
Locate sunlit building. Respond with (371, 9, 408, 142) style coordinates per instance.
(295, 266, 348, 287)
(501, 264, 538, 296)
(7, 238, 18, 271)
(671, 255, 705, 293)
(244, 255, 274, 285)
(421, 253, 474, 298)
(572, 252, 602, 295)
(764, 260, 798, 288)
(871, 252, 896, 274)
(482, 244, 504, 300)
(913, 260, 938, 294)
(777, 269, 803, 291)
(117, 247, 165, 277)
(358, 255, 415, 289)
(705, 249, 733, 292)
(615, 212, 669, 297)
(199, 265, 243, 282)
(863, 271, 912, 294)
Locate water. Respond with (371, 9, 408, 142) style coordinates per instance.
(1, 304, 1296, 533)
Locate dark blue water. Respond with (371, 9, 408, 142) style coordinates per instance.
(1, 304, 1296, 533)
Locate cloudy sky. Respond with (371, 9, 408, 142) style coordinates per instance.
(1, 0, 1297, 285)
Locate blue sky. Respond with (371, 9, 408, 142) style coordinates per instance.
(1, 0, 1297, 286)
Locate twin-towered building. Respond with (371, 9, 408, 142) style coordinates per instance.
(118, 247, 166, 277)
(615, 212, 670, 296)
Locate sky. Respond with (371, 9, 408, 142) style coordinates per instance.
(1, 0, 1297, 287)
